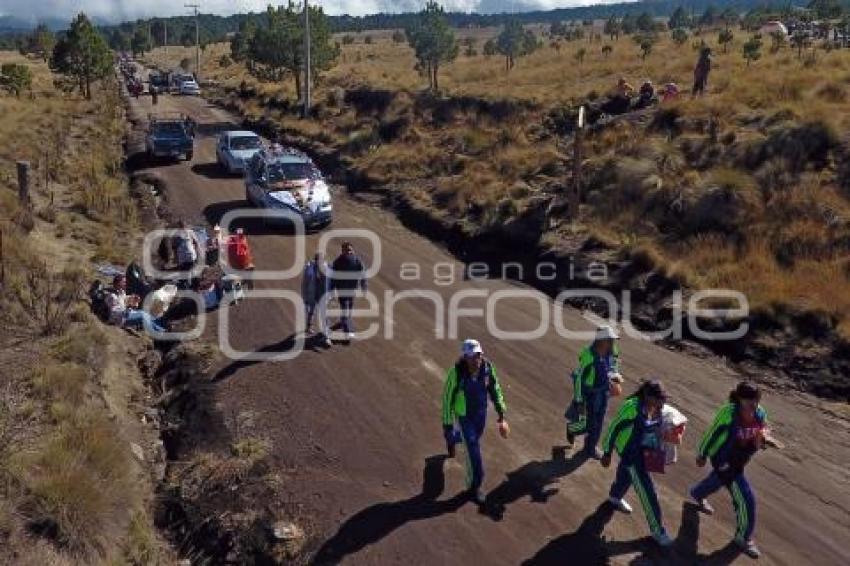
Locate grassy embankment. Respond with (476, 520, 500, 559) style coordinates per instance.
(148, 29, 850, 342)
(0, 51, 171, 564)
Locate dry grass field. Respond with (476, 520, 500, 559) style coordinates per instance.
(146, 28, 850, 338)
(0, 52, 170, 564)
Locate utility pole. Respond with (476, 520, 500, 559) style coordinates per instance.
(303, 0, 312, 119)
(186, 3, 200, 81)
(164, 20, 168, 54)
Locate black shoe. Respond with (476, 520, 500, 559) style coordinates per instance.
(566, 429, 575, 447)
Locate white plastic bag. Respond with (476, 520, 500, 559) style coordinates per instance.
(661, 404, 688, 465)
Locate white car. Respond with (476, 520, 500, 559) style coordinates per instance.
(216, 131, 263, 174)
(179, 80, 201, 96)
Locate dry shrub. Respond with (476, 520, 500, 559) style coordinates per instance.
(4, 260, 85, 336)
(124, 510, 166, 566)
(683, 168, 761, 235)
(15, 412, 131, 557)
(31, 362, 88, 407)
(816, 81, 847, 103)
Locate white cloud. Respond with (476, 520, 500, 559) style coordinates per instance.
(3, 0, 606, 24)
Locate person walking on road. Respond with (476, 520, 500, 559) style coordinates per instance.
(566, 325, 624, 459)
(601, 380, 674, 547)
(441, 339, 509, 505)
(689, 382, 781, 559)
(330, 241, 367, 340)
(302, 252, 331, 347)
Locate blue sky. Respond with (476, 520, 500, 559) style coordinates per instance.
(1, 1, 611, 24)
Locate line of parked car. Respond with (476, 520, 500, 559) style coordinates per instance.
(149, 70, 201, 96)
(144, 120, 333, 229)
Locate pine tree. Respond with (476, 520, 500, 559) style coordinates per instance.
(49, 13, 112, 99)
(405, 2, 459, 91)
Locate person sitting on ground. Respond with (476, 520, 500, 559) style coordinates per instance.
(660, 82, 680, 103)
(633, 80, 657, 110)
(174, 220, 201, 273)
(600, 77, 635, 116)
(195, 267, 224, 311)
(106, 274, 166, 334)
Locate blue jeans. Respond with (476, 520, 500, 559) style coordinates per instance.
(691, 469, 756, 541)
(338, 295, 354, 333)
(459, 415, 486, 491)
(125, 310, 165, 334)
(610, 456, 665, 537)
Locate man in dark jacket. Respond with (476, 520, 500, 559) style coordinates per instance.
(330, 241, 367, 339)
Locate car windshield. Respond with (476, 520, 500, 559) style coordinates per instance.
(268, 161, 320, 182)
(231, 136, 261, 151)
(155, 122, 186, 137)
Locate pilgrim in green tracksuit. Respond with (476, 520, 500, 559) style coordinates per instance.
(690, 382, 770, 557)
(602, 381, 671, 544)
(442, 354, 506, 494)
(567, 333, 620, 456)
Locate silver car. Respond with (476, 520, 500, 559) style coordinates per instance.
(216, 131, 263, 174)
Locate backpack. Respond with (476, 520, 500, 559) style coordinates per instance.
(89, 280, 114, 321)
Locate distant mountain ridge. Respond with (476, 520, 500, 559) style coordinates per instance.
(1, 0, 804, 37)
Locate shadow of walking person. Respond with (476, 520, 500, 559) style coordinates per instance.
(522, 502, 617, 565)
(212, 333, 299, 382)
(481, 446, 588, 521)
(602, 501, 742, 565)
(309, 455, 467, 565)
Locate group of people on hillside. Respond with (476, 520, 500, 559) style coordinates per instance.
(441, 328, 779, 560)
(589, 46, 713, 123)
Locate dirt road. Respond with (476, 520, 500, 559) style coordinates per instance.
(128, 88, 849, 565)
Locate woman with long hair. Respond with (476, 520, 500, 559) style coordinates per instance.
(690, 381, 780, 559)
(601, 380, 673, 547)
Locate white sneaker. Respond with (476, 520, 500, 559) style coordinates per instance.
(608, 496, 632, 514)
(653, 531, 674, 547)
(347, 332, 355, 339)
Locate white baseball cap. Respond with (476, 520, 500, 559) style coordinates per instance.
(462, 339, 484, 358)
(595, 325, 619, 341)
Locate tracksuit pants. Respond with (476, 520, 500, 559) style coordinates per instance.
(610, 457, 665, 537)
(567, 391, 608, 453)
(459, 415, 486, 491)
(691, 469, 756, 542)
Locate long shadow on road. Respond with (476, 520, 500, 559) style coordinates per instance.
(480, 446, 587, 521)
(203, 199, 301, 237)
(309, 455, 467, 565)
(212, 333, 298, 382)
(523, 501, 743, 565)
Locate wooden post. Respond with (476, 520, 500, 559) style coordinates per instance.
(16, 161, 31, 207)
(570, 106, 585, 220)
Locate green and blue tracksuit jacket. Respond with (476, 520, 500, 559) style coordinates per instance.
(602, 396, 651, 460)
(698, 402, 768, 472)
(442, 359, 506, 427)
(572, 342, 620, 403)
